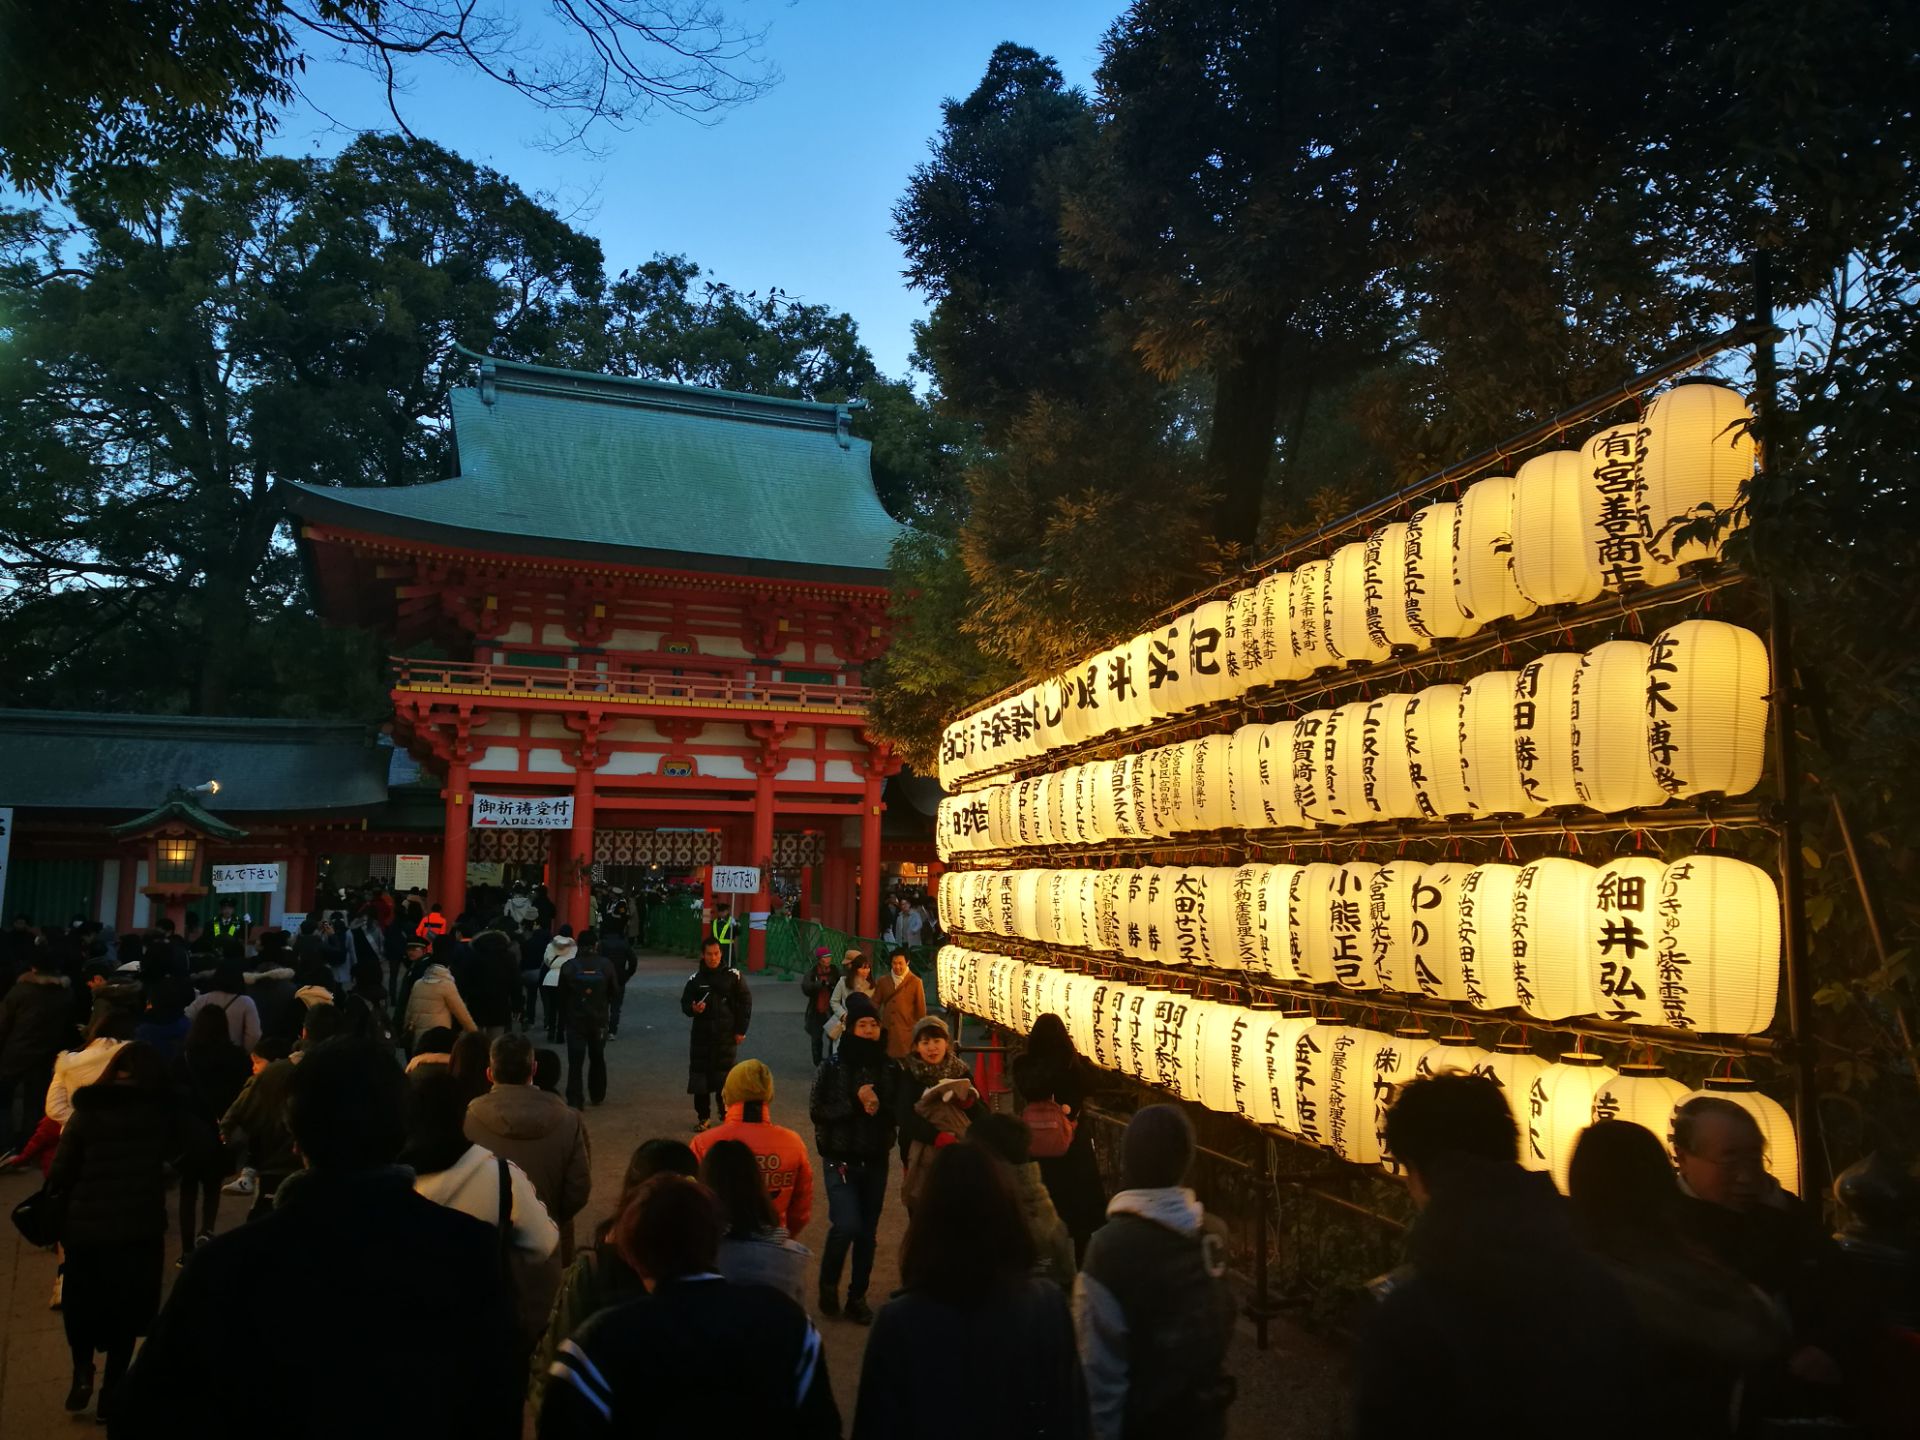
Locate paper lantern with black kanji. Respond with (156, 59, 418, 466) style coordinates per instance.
(1511, 858, 1598, 1020)
(1111, 754, 1148, 841)
(1259, 1010, 1320, 1132)
(1253, 570, 1302, 687)
(1254, 864, 1303, 978)
(1187, 999, 1242, 1111)
(1349, 1027, 1423, 1166)
(1058, 662, 1097, 747)
(1122, 868, 1160, 963)
(1289, 711, 1335, 824)
(1140, 992, 1196, 1095)
(1476, 1042, 1552, 1173)
(1365, 522, 1425, 652)
(1404, 503, 1480, 641)
(1415, 1034, 1491, 1080)
(1112, 987, 1153, 1079)
(1065, 971, 1103, 1055)
(1187, 599, 1235, 708)
(1653, 855, 1781, 1035)
(1361, 693, 1421, 821)
(1404, 685, 1472, 819)
(1515, 652, 1583, 810)
(1571, 640, 1667, 812)
(1290, 562, 1333, 673)
(1637, 382, 1755, 566)
(1645, 620, 1770, 802)
(1186, 732, 1235, 833)
(1580, 422, 1679, 593)
(1460, 670, 1544, 818)
(1231, 723, 1300, 831)
(1165, 868, 1229, 969)
(1588, 855, 1666, 1024)
(1161, 613, 1206, 716)
(1069, 871, 1101, 950)
(1229, 864, 1266, 973)
(1454, 863, 1522, 1011)
(1513, 448, 1606, 607)
(1594, 1062, 1688, 1149)
(1143, 621, 1186, 720)
(1326, 700, 1379, 826)
(1225, 586, 1261, 697)
(1083, 979, 1124, 1072)
(1316, 862, 1382, 990)
(1529, 1053, 1619, 1193)
(1686, 1077, 1801, 1196)
(1287, 863, 1344, 983)
(1293, 1022, 1358, 1151)
(1454, 477, 1538, 625)
(1321, 1026, 1385, 1162)
(1202, 866, 1248, 970)
(1222, 1007, 1283, 1127)
(1330, 541, 1391, 667)
(1367, 861, 1427, 993)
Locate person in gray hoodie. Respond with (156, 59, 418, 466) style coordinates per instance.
(464, 1032, 592, 1263)
(1073, 1105, 1235, 1440)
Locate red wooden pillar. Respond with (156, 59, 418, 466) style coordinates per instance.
(857, 771, 883, 941)
(442, 759, 471, 921)
(566, 767, 595, 934)
(747, 768, 776, 972)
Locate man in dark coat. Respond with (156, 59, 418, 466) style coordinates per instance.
(558, 930, 622, 1110)
(115, 1038, 524, 1439)
(1352, 1072, 1646, 1438)
(681, 937, 751, 1131)
(0, 951, 74, 1152)
(462, 927, 522, 1037)
(808, 993, 895, 1324)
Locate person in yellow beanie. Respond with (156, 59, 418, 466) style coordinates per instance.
(688, 1058, 813, 1236)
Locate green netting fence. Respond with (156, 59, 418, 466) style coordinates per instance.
(640, 903, 705, 957)
(639, 906, 939, 992)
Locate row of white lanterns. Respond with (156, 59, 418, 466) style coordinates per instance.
(940, 851, 1779, 1035)
(940, 383, 1757, 790)
(937, 620, 1769, 857)
(939, 945, 1797, 1194)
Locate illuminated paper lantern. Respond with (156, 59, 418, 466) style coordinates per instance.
(1287, 863, 1345, 983)
(1348, 1027, 1422, 1166)
(1415, 1034, 1491, 1080)
(1459, 670, 1544, 817)
(1223, 1007, 1283, 1126)
(1142, 992, 1198, 1096)
(1254, 1010, 1318, 1132)
(1404, 503, 1480, 641)
(1687, 1077, 1801, 1197)
(1571, 640, 1667, 812)
(1319, 1026, 1382, 1162)
(1065, 972, 1102, 1054)
(1231, 723, 1302, 831)
(1290, 562, 1333, 673)
(1515, 652, 1583, 810)
(1034, 676, 1069, 755)
(1203, 866, 1249, 971)
(1319, 863, 1382, 990)
(1246, 571, 1300, 687)
(1187, 599, 1234, 707)
(1362, 693, 1421, 821)
(1087, 760, 1120, 843)
(1637, 383, 1754, 565)
(1453, 477, 1538, 625)
(1364, 522, 1425, 652)
(1466, 672, 1543, 817)
(1588, 855, 1666, 1024)
(1229, 864, 1267, 972)
(1593, 1063, 1688, 1150)
(1059, 663, 1098, 747)
(1512, 449, 1605, 608)
(1293, 1022, 1357, 1151)
(1329, 541, 1391, 667)
(1645, 620, 1770, 801)
(1166, 867, 1230, 969)
(1580, 423, 1679, 593)
(1367, 861, 1429, 993)
(1113, 754, 1150, 840)
(1420, 862, 1479, 1002)
(1476, 1042, 1552, 1174)
(1325, 700, 1378, 825)
(1188, 1000, 1241, 1111)
(1529, 1053, 1618, 1193)
(1087, 870, 1123, 954)
(1454, 863, 1522, 1011)
(1404, 684, 1472, 819)
(1290, 710, 1336, 824)
(1111, 986, 1152, 1079)
(1225, 586, 1262, 696)
(1254, 864, 1303, 978)
(1186, 733, 1235, 832)
(1143, 621, 1186, 719)
(1654, 855, 1781, 1034)
(1511, 858, 1598, 1020)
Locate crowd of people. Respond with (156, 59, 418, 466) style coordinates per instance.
(1, 899, 1913, 1436)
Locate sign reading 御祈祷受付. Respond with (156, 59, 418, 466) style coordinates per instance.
(472, 794, 575, 830)
(212, 862, 281, 893)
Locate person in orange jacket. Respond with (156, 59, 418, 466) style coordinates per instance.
(414, 903, 449, 942)
(688, 1058, 813, 1237)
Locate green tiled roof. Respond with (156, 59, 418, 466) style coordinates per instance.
(0, 711, 392, 814)
(283, 354, 904, 586)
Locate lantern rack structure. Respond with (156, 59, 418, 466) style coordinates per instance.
(941, 284, 1823, 1207)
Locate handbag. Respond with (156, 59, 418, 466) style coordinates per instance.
(1021, 1098, 1077, 1158)
(11, 1185, 64, 1249)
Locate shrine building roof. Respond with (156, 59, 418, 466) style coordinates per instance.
(282, 353, 904, 586)
(0, 710, 393, 814)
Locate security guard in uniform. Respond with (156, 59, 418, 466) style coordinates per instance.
(710, 901, 738, 968)
(209, 899, 246, 947)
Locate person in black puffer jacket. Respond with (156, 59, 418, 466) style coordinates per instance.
(48, 1041, 205, 1422)
(682, 939, 751, 1129)
(808, 993, 896, 1324)
(463, 928, 522, 1035)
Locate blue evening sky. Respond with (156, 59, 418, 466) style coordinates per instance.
(275, 1, 1118, 380)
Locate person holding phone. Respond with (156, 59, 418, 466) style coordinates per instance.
(681, 938, 752, 1132)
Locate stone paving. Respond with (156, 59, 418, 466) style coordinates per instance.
(0, 952, 1348, 1435)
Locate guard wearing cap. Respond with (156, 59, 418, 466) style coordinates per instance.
(689, 1059, 813, 1236)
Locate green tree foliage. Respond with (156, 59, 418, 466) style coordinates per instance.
(0, 0, 775, 202)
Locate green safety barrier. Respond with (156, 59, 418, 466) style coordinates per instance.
(764, 916, 939, 989)
(640, 903, 705, 958)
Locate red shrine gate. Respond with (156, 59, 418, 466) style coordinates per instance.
(285, 353, 906, 963)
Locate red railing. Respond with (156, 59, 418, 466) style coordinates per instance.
(393, 657, 871, 714)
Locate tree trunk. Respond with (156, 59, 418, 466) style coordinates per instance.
(194, 569, 244, 715)
(1204, 331, 1289, 549)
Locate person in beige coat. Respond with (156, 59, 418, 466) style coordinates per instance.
(871, 947, 927, 1061)
(403, 962, 476, 1043)
(463, 1033, 592, 1262)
